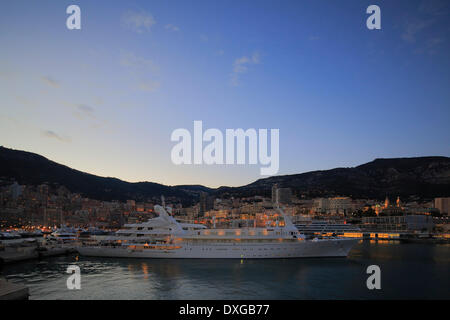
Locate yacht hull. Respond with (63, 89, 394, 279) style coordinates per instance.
(77, 238, 359, 259)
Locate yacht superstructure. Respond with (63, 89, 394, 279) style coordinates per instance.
(77, 205, 359, 259)
(48, 227, 78, 243)
(293, 218, 362, 238)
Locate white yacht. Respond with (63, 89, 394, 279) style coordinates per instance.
(0, 231, 22, 240)
(48, 227, 78, 243)
(77, 205, 359, 259)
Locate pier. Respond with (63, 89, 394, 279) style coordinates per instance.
(0, 278, 29, 300)
(0, 244, 38, 264)
(0, 239, 75, 265)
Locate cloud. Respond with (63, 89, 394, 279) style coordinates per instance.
(61, 101, 108, 130)
(74, 104, 96, 120)
(77, 104, 94, 113)
(401, 1, 449, 44)
(230, 52, 260, 86)
(120, 52, 157, 70)
(428, 37, 444, 46)
(418, 0, 449, 16)
(61, 101, 97, 122)
(138, 81, 160, 92)
(41, 130, 71, 143)
(121, 10, 156, 33)
(41, 76, 60, 88)
(165, 24, 180, 32)
(120, 52, 160, 92)
(414, 37, 445, 55)
(401, 19, 433, 43)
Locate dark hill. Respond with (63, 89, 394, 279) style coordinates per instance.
(215, 157, 450, 200)
(1, 146, 449, 201)
(0, 146, 192, 203)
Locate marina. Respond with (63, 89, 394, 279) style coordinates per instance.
(1, 205, 448, 265)
(1, 205, 448, 300)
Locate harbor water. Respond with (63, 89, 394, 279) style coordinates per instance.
(1, 241, 449, 300)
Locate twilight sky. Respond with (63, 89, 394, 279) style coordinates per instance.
(0, 0, 449, 188)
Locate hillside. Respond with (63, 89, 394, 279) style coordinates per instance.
(1, 146, 450, 201)
(0, 146, 192, 203)
(215, 157, 450, 200)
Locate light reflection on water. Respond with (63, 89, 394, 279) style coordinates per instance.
(1, 242, 449, 300)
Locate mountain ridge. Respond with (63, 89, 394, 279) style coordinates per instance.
(1, 146, 450, 202)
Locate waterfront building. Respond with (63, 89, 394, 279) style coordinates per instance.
(292, 199, 315, 215)
(314, 197, 352, 215)
(361, 215, 434, 233)
(379, 196, 405, 216)
(434, 197, 450, 215)
(126, 200, 136, 211)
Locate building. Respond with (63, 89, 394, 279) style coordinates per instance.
(271, 184, 292, 205)
(314, 197, 352, 215)
(381, 200, 404, 216)
(10, 182, 22, 200)
(199, 192, 214, 216)
(271, 184, 278, 203)
(361, 215, 434, 232)
(434, 197, 450, 215)
(126, 200, 136, 211)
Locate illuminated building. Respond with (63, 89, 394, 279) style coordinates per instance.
(434, 197, 450, 215)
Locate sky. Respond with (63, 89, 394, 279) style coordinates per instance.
(0, 0, 449, 188)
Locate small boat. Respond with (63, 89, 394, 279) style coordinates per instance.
(48, 227, 78, 244)
(0, 231, 22, 240)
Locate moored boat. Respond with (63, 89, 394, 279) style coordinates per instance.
(77, 205, 360, 259)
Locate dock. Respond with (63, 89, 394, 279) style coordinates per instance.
(0, 278, 29, 300)
(37, 247, 71, 258)
(0, 246, 39, 264)
(0, 239, 76, 265)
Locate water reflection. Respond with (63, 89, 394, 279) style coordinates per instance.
(0, 242, 449, 300)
